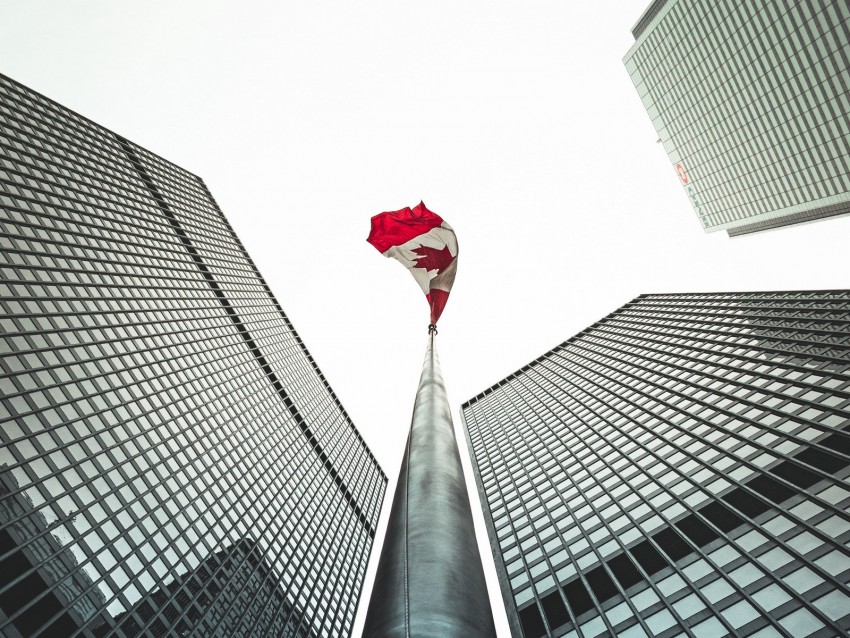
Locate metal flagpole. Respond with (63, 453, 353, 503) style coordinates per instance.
(362, 331, 496, 637)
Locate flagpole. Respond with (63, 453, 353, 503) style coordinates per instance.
(362, 331, 496, 637)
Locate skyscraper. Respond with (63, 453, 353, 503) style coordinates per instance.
(624, 1, 850, 236)
(0, 73, 386, 637)
(462, 291, 850, 637)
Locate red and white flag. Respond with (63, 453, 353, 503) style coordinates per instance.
(367, 202, 458, 326)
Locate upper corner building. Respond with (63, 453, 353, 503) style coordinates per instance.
(462, 291, 850, 638)
(623, 0, 850, 236)
(0, 74, 386, 637)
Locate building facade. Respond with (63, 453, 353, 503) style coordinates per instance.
(0, 73, 386, 637)
(462, 291, 850, 637)
(624, 0, 850, 235)
(102, 538, 316, 638)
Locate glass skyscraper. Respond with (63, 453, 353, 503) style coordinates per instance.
(0, 73, 386, 637)
(624, 0, 850, 236)
(462, 291, 850, 637)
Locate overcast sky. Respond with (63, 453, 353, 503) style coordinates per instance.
(3, 1, 850, 635)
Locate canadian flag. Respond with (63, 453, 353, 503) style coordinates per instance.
(367, 202, 458, 326)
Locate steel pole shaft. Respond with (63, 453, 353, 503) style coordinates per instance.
(362, 334, 496, 637)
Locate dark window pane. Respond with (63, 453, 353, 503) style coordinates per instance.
(770, 461, 820, 489)
(746, 474, 795, 504)
(721, 487, 771, 518)
(630, 540, 668, 575)
(608, 553, 644, 589)
(795, 447, 846, 474)
(586, 566, 619, 602)
(563, 579, 595, 617)
(540, 590, 570, 630)
(518, 603, 547, 638)
(675, 515, 718, 547)
(820, 433, 850, 457)
(653, 527, 692, 562)
(699, 501, 744, 533)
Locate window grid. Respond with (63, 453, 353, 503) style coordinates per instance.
(0, 73, 386, 638)
(623, 0, 850, 234)
(464, 291, 850, 638)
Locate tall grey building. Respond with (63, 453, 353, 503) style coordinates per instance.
(624, 1, 850, 236)
(0, 73, 386, 637)
(462, 291, 850, 637)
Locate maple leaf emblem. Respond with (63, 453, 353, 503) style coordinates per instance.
(411, 245, 454, 274)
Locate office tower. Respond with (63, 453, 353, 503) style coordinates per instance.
(624, 1, 850, 236)
(462, 291, 850, 638)
(0, 73, 386, 637)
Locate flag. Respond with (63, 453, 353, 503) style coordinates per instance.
(367, 202, 458, 326)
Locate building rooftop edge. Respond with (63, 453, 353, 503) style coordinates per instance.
(460, 288, 850, 409)
(630, 0, 672, 40)
(0, 71, 204, 182)
(1, 70, 388, 484)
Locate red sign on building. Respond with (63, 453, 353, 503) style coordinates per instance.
(676, 162, 689, 184)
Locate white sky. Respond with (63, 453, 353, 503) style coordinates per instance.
(3, 2, 849, 636)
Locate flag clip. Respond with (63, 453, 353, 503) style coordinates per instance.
(428, 323, 438, 335)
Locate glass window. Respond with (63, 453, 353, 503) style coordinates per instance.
(816, 515, 850, 539)
(752, 583, 793, 612)
(785, 531, 822, 555)
(811, 590, 850, 621)
(762, 515, 795, 536)
(656, 573, 686, 596)
(702, 578, 735, 604)
(756, 547, 794, 571)
(672, 593, 707, 623)
(778, 608, 825, 635)
(708, 544, 742, 567)
(691, 616, 726, 638)
(813, 549, 850, 577)
(645, 608, 677, 634)
(728, 562, 764, 588)
(682, 559, 712, 582)
(605, 600, 634, 626)
(578, 615, 606, 638)
(735, 529, 768, 552)
(514, 586, 533, 607)
(631, 587, 660, 611)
